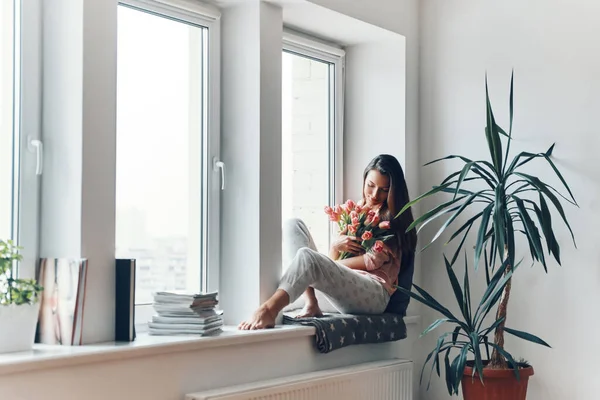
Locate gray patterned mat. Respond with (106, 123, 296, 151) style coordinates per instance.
(283, 312, 407, 353)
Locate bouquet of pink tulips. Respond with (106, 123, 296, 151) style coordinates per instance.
(324, 199, 395, 260)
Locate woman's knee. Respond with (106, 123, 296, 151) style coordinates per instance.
(295, 246, 317, 260)
(283, 218, 309, 236)
(292, 247, 322, 272)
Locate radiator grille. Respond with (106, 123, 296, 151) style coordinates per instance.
(186, 359, 413, 400)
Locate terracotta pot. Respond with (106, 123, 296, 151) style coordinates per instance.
(462, 363, 534, 400)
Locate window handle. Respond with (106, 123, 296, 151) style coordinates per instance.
(28, 137, 43, 176)
(213, 157, 225, 190)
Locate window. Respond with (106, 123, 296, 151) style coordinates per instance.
(281, 32, 345, 262)
(116, 0, 220, 321)
(0, 0, 41, 277)
(0, 1, 16, 241)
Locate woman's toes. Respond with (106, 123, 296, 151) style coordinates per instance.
(239, 306, 275, 330)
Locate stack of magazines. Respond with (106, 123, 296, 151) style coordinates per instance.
(148, 291, 223, 336)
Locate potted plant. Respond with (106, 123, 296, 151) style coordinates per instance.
(396, 74, 576, 399)
(0, 239, 43, 353)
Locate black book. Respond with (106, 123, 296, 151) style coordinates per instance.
(115, 259, 136, 341)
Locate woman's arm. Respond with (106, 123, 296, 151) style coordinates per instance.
(343, 244, 395, 273)
(337, 255, 368, 271)
(329, 233, 362, 261)
(329, 248, 340, 261)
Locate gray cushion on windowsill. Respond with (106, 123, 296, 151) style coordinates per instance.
(283, 311, 407, 354)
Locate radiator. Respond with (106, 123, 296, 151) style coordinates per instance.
(186, 359, 413, 400)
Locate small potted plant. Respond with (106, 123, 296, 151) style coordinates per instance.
(396, 74, 576, 399)
(0, 239, 43, 353)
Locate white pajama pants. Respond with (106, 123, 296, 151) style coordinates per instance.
(279, 218, 390, 315)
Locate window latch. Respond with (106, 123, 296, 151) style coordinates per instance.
(213, 157, 225, 190)
(27, 137, 43, 176)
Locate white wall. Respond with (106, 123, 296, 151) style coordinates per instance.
(41, 0, 117, 344)
(308, 0, 420, 200)
(257, 2, 284, 308)
(308, 0, 416, 37)
(419, 0, 599, 399)
(219, 1, 283, 324)
(343, 41, 406, 200)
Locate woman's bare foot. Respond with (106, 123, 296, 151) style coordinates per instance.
(296, 302, 324, 318)
(238, 305, 277, 330)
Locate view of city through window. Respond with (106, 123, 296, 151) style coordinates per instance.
(116, 6, 205, 304)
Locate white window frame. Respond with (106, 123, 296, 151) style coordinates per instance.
(9, 0, 43, 280)
(282, 29, 345, 246)
(118, 0, 221, 330)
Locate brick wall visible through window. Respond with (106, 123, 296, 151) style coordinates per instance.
(283, 51, 331, 259)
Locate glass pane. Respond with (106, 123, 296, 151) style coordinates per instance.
(0, 1, 15, 240)
(282, 51, 332, 264)
(116, 6, 206, 304)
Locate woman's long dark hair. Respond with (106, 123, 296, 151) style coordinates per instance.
(362, 154, 417, 253)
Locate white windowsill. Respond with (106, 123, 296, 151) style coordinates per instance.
(0, 325, 315, 376)
(0, 316, 420, 377)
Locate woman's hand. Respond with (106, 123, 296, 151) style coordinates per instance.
(331, 234, 364, 255)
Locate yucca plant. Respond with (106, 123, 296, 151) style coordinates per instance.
(395, 73, 577, 394)
(398, 254, 550, 395)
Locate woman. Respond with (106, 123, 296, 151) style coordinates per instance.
(238, 154, 417, 330)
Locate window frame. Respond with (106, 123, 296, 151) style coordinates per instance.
(118, 0, 221, 330)
(281, 30, 345, 248)
(6, 0, 43, 280)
